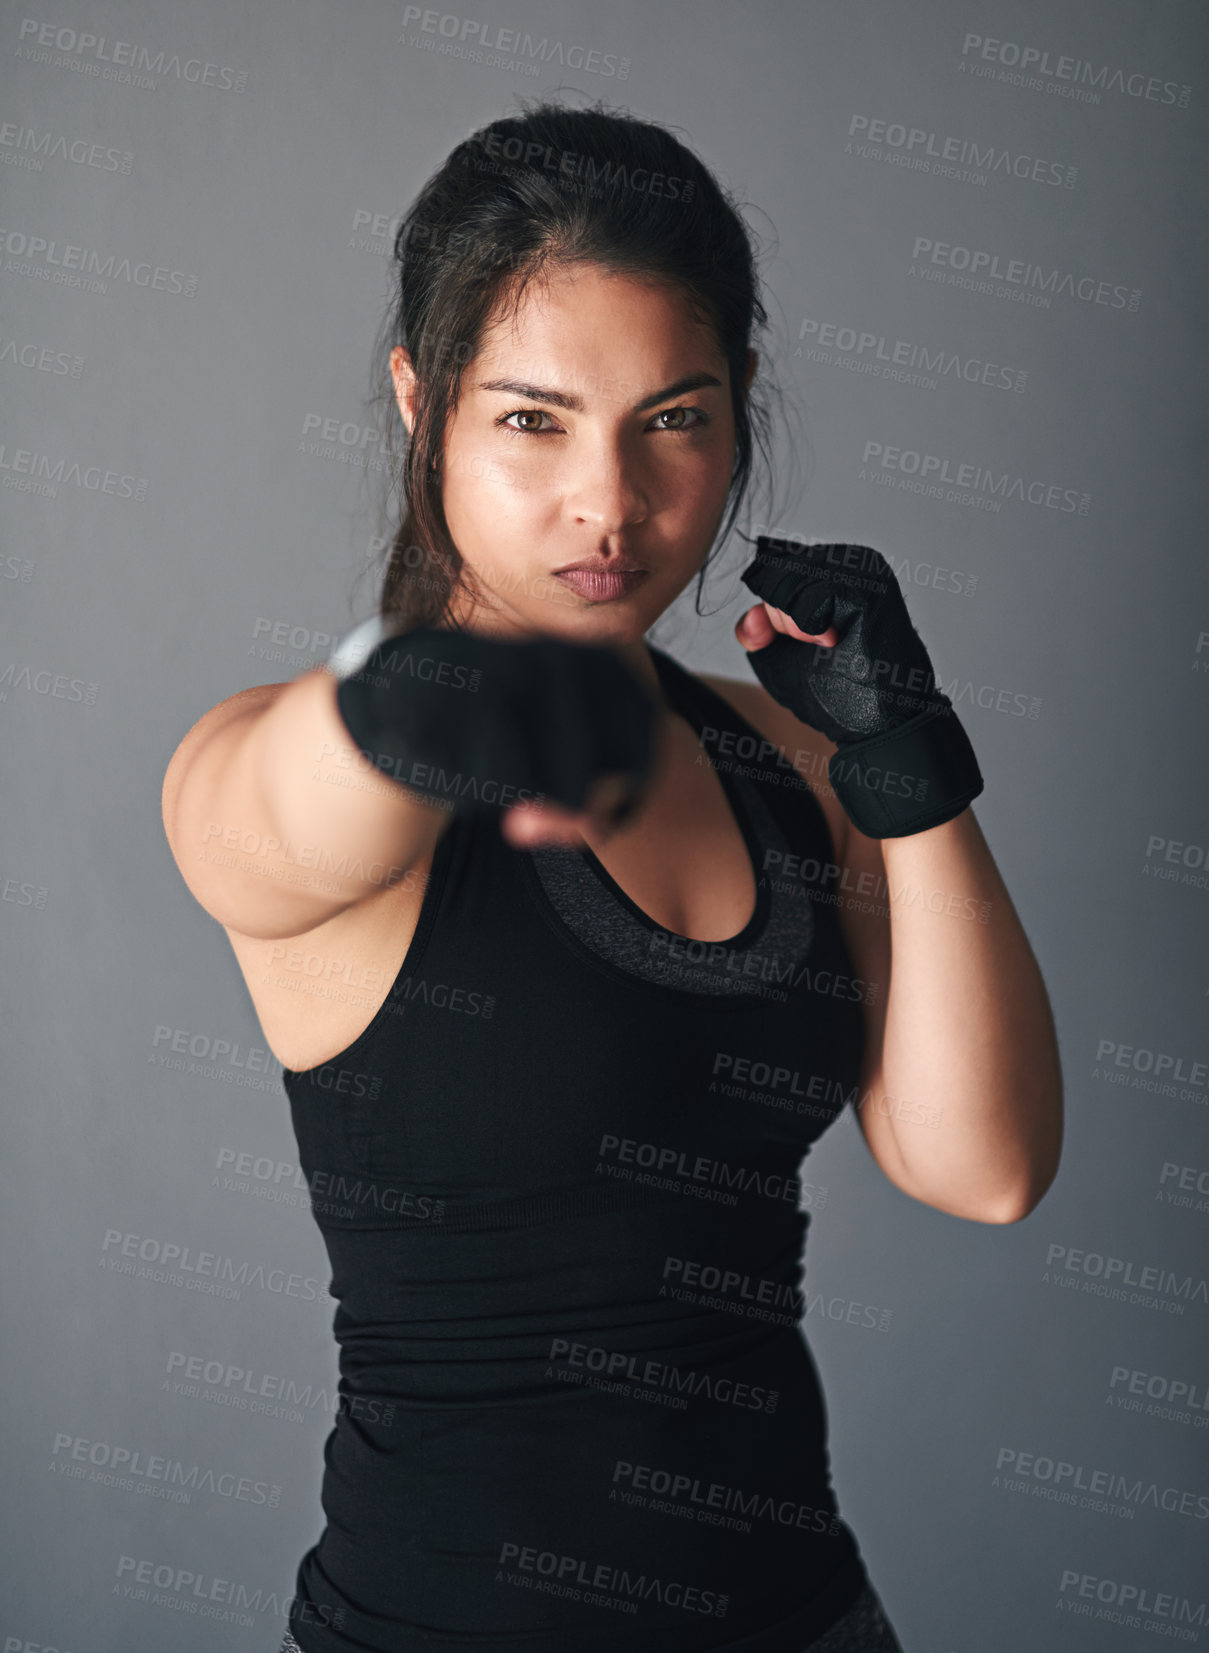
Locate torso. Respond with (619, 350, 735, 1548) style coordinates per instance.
(223, 671, 844, 1072)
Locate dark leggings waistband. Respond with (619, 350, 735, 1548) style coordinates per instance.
(277, 1583, 905, 1653)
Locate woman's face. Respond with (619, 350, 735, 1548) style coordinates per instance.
(391, 262, 756, 647)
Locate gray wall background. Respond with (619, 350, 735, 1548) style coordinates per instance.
(3, 1, 1207, 1648)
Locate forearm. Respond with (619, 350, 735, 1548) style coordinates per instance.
(871, 806, 1064, 1218)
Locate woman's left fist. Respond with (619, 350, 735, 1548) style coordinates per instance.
(736, 536, 984, 838)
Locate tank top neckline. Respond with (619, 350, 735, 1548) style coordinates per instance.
(566, 641, 772, 950)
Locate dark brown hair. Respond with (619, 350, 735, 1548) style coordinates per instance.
(365, 96, 786, 631)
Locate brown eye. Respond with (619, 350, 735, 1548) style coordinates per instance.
(502, 409, 551, 433)
(651, 406, 706, 432)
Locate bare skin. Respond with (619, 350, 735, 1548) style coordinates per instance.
(163, 261, 1062, 1223)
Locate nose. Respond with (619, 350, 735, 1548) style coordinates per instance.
(563, 435, 649, 534)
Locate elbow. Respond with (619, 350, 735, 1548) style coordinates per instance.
(979, 1187, 1045, 1225)
(980, 1085, 1065, 1224)
(979, 1159, 1061, 1224)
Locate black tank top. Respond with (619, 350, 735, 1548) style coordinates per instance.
(282, 642, 873, 1652)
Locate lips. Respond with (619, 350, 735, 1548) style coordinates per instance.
(553, 556, 647, 574)
(552, 567, 650, 602)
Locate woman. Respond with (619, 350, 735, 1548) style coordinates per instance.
(162, 99, 1063, 1652)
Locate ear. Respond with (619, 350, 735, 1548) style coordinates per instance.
(390, 346, 418, 436)
(743, 347, 758, 397)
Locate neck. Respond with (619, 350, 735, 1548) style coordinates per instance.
(616, 636, 665, 705)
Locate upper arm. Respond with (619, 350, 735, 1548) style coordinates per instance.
(701, 672, 906, 1179)
(160, 681, 289, 924)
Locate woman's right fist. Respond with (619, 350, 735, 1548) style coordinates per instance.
(330, 619, 661, 842)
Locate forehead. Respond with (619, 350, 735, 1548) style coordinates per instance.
(477, 263, 723, 371)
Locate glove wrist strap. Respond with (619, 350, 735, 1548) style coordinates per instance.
(827, 703, 984, 839)
(325, 613, 412, 681)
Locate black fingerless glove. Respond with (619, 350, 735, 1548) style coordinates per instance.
(327, 617, 658, 824)
(740, 537, 984, 837)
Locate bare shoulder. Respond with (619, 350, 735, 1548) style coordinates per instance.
(696, 669, 850, 864)
(161, 680, 289, 838)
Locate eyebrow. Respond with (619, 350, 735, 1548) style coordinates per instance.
(472, 370, 724, 414)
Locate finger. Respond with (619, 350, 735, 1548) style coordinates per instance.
(501, 798, 590, 849)
(736, 603, 838, 650)
(766, 604, 839, 647)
